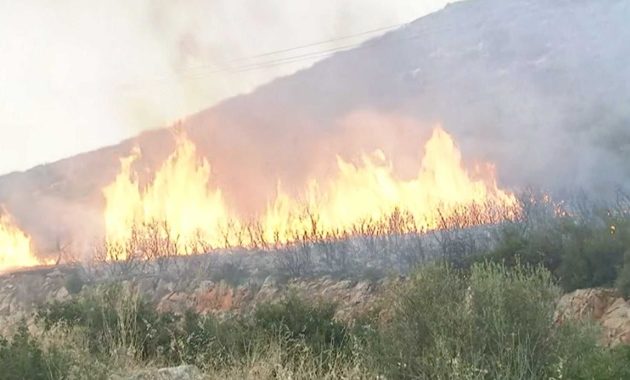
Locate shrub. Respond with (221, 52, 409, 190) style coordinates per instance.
(0, 323, 70, 380)
(576, 344, 630, 380)
(64, 270, 85, 295)
(557, 224, 625, 291)
(253, 294, 350, 359)
(366, 262, 585, 379)
(180, 311, 261, 370)
(37, 284, 180, 363)
(472, 212, 629, 293)
(366, 264, 469, 378)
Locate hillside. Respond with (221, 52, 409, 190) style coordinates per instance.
(1, 0, 629, 254)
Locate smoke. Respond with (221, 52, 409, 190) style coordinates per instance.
(177, 0, 630, 204)
(2, 0, 630, 260)
(0, 0, 455, 175)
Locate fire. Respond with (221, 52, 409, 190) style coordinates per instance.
(263, 128, 517, 242)
(103, 127, 518, 256)
(0, 208, 49, 273)
(103, 135, 234, 253)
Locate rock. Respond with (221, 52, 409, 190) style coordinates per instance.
(157, 292, 194, 314)
(54, 286, 70, 302)
(555, 288, 630, 347)
(194, 280, 234, 313)
(555, 288, 620, 323)
(110, 364, 203, 380)
(157, 365, 203, 380)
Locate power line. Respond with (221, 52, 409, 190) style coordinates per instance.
(221, 22, 406, 64)
(117, 22, 409, 91)
(118, 4, 555, 92)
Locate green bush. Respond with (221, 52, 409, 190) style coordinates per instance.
(365, 262, 596, 379)
(37, 284, 180, 363)
(490, 223, 563, 272)
(181, 295, 352, 372)
(557, 224, 625, 291)
(253, 294, 351, 366)
(26, 258, 630, 379)
(0, 323, 70, 380)
(469, 212, 630, 293)
(180, 310, 261, 370)
(36, 284, 354, 374)
(367, 264, 469, 378)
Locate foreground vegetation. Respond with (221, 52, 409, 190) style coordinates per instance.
(2, 261, 630, 379)
(3, 192, 630, 379)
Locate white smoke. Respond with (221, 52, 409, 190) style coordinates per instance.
(0, 0, 457, 175)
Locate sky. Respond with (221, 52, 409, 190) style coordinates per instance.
(0, 0, 457, 175)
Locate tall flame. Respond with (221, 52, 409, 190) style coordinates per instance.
(103, 135, 233, 252)
(263, 128, 517, 242)
(103, 127, 518, 256)
(0, 208, 48, 273)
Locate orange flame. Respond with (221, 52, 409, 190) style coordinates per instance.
(263, 128, 517, 242)
(0, 208, 51, 273)
(103, 127, 518, 256)
(103, 135, 234, 252)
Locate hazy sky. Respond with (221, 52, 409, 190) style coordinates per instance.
(0, 0, 456, 175)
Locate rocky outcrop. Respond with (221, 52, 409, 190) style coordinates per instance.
(555, 288, 630, 346)
(8, 265, 630, 349)
(156, 276, 383, 322)
(0, 264, 385, 336)
(0, 267, 73, 336)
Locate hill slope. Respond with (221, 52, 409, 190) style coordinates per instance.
(1, 0, 629, 254)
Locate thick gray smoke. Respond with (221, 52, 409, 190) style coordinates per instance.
(182, 0, 630, 205)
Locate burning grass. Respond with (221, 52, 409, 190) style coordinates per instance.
(0, 126, 522, 274)
(102, 127, 519, 257)
(0, 208, 54, 274)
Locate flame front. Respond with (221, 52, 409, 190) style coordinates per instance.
(263, 128, 517, 242)
(0, 209, 47, 272)
(103, 127, 518, 256)
(103, 135, 234, 253)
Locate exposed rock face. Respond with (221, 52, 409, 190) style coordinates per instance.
(156, 276, 383, 322)
(556, 288, 630, 346)
(0, 265, 385, 336)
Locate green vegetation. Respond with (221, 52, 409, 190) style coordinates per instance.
(366, 263, 630, 379)
(0, 260, 627, 379)
(456, 198, 630, 295)
(4, 197, 630, 378)
(0, 323, 70, 380)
